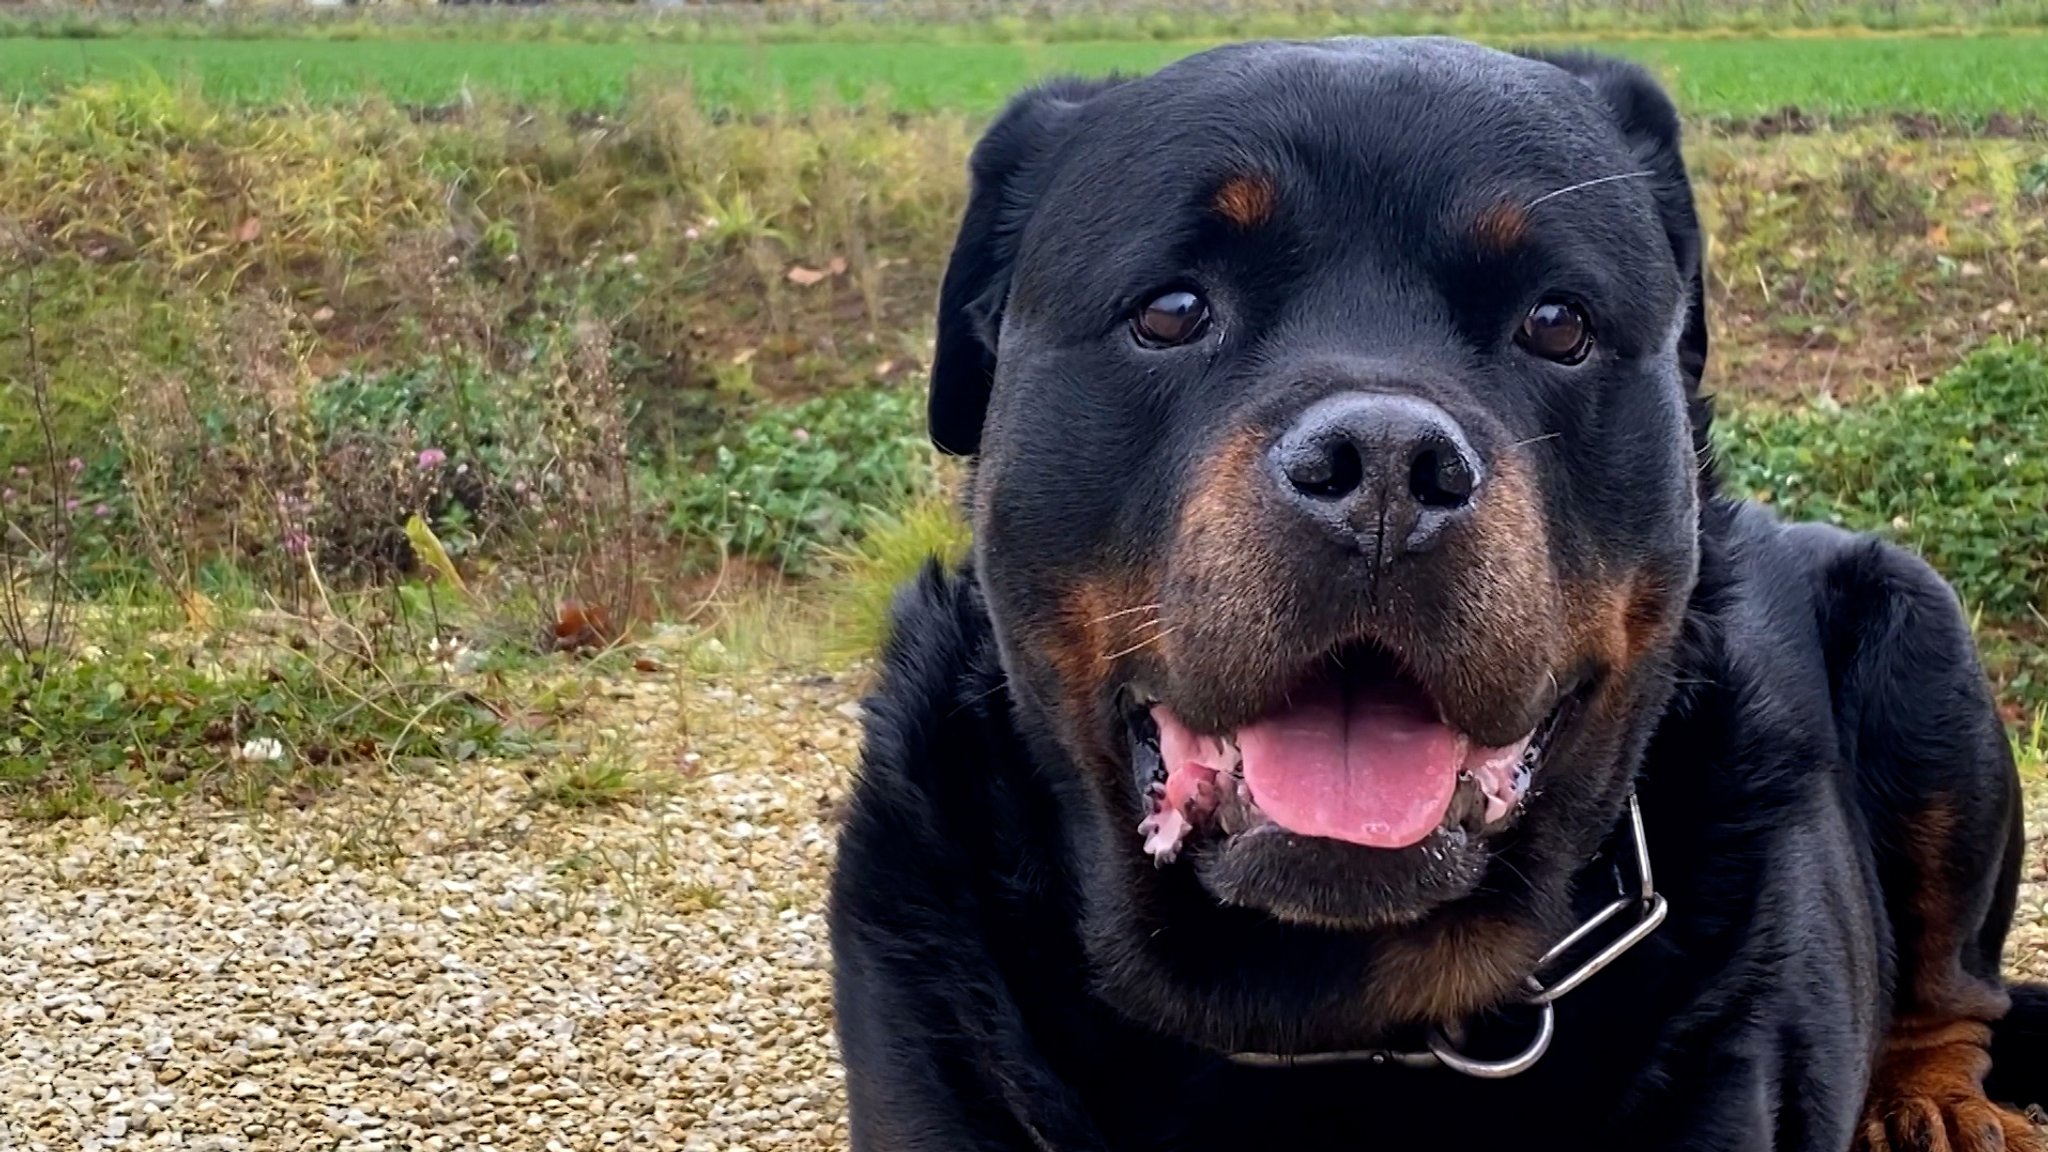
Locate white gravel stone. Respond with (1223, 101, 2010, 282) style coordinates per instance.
(0, 670, 857, 1152)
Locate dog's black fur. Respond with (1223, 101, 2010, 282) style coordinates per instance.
(829, 38, 2047, 1151)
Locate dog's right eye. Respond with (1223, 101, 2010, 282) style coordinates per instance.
(1517, 299, 1594, 365)
(1132, 290, 1210, 348)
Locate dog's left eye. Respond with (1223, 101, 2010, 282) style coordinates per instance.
(1517, 299, 1594, 365)
(1132, 290, 1210, 348)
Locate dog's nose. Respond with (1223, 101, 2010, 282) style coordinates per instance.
(1270, 393, 1483, 552)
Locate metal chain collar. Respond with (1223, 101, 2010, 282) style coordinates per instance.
(1225, 793, 1669, 1080)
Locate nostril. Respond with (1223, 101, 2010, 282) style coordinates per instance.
(1289, 438, 1365, 500)
(1408, 439, 1477, 508)
(1274, 393, 1481, 515)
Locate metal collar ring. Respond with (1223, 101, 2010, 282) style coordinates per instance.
(1225, 793, 1667, 1079)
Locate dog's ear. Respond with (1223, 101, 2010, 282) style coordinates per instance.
(1522, 52, 1708, 410)
(930, 76, 1123, 457)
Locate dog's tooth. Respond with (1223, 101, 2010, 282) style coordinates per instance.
(1140, 803, 1197, 864)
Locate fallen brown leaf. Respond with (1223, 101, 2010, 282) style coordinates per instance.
(553, 601, 617, 654)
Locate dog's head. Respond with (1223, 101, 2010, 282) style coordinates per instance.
(933, 39, 1709, 1051)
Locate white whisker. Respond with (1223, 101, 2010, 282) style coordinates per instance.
(1525, 170, 1655, 210)
(1089, 602, 1164, 626)
(1105, 628, 1178, 662)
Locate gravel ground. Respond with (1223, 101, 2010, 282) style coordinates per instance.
(2, 666, 2044, 1151)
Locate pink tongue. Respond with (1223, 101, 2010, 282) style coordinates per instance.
(1236, 678, 1467, 850)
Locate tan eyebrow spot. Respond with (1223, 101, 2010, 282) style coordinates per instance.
(1211, 171, 1277, 231)
(1473, 200, 1531, 254)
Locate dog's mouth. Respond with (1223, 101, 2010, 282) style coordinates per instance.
(1125, 646, 1579, 866)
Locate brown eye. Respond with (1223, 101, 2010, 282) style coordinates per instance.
(1133, 290, 1210, 347)
(1518, 299, 1593, 364)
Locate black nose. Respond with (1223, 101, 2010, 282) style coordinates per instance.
(1270, 393, 1483, 552)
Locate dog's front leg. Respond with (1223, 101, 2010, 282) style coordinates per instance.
(1801, 532, 2045, 1152)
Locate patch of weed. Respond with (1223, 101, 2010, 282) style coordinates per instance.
(1981, 622, 2048, 717)
(1694, 130, 2046, 399)
(1716, 339, 2048, 620)
(675, 881, 726, 913)
(817, 492, 971, 666)
(2012, 705, 2047, 779)
(681, 582, 827, 675)
(662, 386, 935, 574)
(0, 637, 515, 817)
(529, 752, 652, 809)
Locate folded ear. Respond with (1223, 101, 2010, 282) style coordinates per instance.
(929, 76, 1124, 457)
(1521, 52, 1709, 424)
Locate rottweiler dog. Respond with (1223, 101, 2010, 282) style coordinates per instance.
(828, 37, 2047, 1151)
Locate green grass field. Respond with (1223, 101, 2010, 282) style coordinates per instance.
(0, 33, 2041, 118)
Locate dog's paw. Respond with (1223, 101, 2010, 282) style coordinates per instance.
(1856, 1035, 2048, 1152)
(1856, 1093, 2046, 1152)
